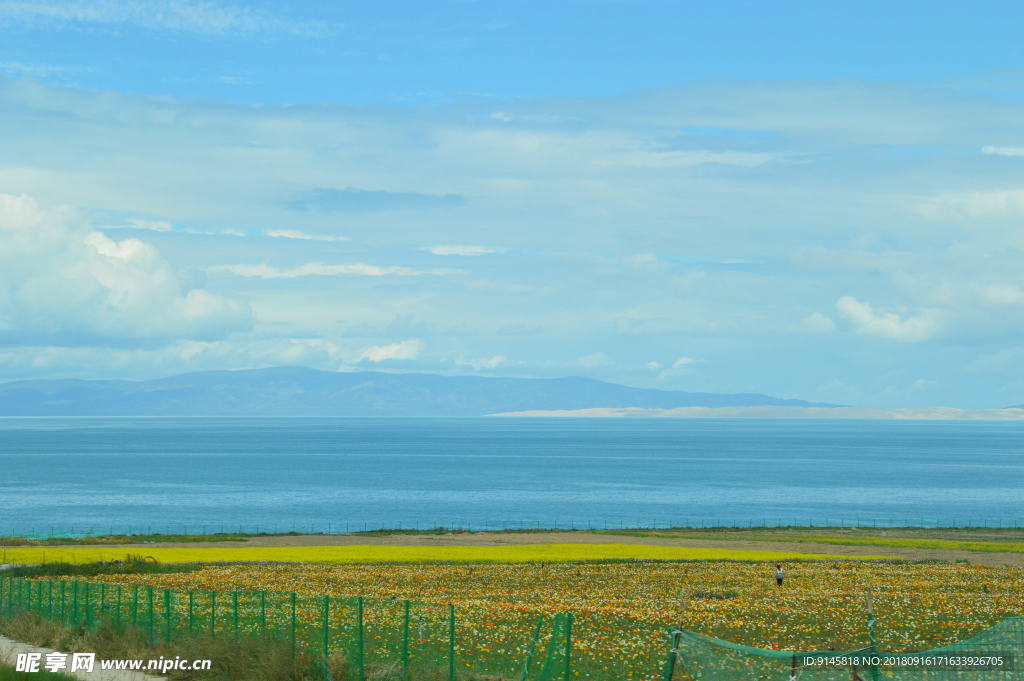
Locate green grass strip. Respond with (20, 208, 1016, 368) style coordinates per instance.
(589, 530, 1024, 553)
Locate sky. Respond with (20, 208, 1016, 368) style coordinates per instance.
(2, 1, 1024, 408)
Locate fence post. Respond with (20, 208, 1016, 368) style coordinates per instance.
(116, 585, 122, 629)
(402, 600, 410, 681)
(59, 581, 65, 623)
(866, 588, 879, 681)
(519, 615, 545, 681)
(188, 591, 194, 634)
(322, 595, 330, 661)
(661, 630, 682, 681)
(132, 585, 139, 625)
(233, 591, 239, 639)
(260, 591, 266, 633)
(357, 596, 365, 681)
(211, 591, 217, 633)
(449, 603, 456, 681)
(72, 581, 79, 624)
(564, 613, 573, 681)
(84, 582, 91, 627)
(147, 586, 154, 645)
(538, 615, 562, 681)
(290, 592, 297, 660)
(164, 589, 172, 642)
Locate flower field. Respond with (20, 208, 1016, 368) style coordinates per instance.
(80, 559, 1024, 680)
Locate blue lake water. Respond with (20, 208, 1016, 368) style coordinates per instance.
(0, 417, 1022, 536)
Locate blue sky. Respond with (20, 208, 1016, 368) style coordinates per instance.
(2, 1, 1024, 408)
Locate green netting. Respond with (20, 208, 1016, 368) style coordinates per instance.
(0, 576, 572, 681)
(8, 574, 1015, 681)
(669, 617, 1024, 680)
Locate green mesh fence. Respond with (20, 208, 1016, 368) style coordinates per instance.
(0, 576, 575, 681)
(668, 617, 1024, 680)
(9, 574, 1013, 681)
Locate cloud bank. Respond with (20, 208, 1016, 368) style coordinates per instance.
(0, 193, 250, 344)
(1, 76, 1024, 407)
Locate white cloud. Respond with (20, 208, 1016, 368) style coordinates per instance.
(917, 187, 1024, 218)
(211, 263, 461, 278)
(982, 145, 1024, 157)
(359, 339, 424, 362)
(0, 193, 250, 343)
(835, 296, 941, 342)
(0, 337, 352, 379)
(573, 352, 611, 368)
(645, 356, 702, 380)
(425, 245, 497, 256)
(455, 355, 507, 370)
(978, 284, 1024, 307)
(264, 229, 348, 242)
(0, 61, 92, 78)
(0, 0, 324, 35)
(797, 312, 836, 333)
(103, 218, 250, 238)
(122, 218, 173, 232)
(600, 149, 780, 169)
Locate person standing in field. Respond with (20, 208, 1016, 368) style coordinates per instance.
(774, 564, 785, 588)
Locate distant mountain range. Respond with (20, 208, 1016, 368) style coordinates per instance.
(0, 366, 837, 417)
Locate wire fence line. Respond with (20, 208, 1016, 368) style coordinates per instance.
(0, 575, 578, 681)
(3, 576, 1012, 681)
(666, 617, 1024, 680)
(7, 517, 1024, 538)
